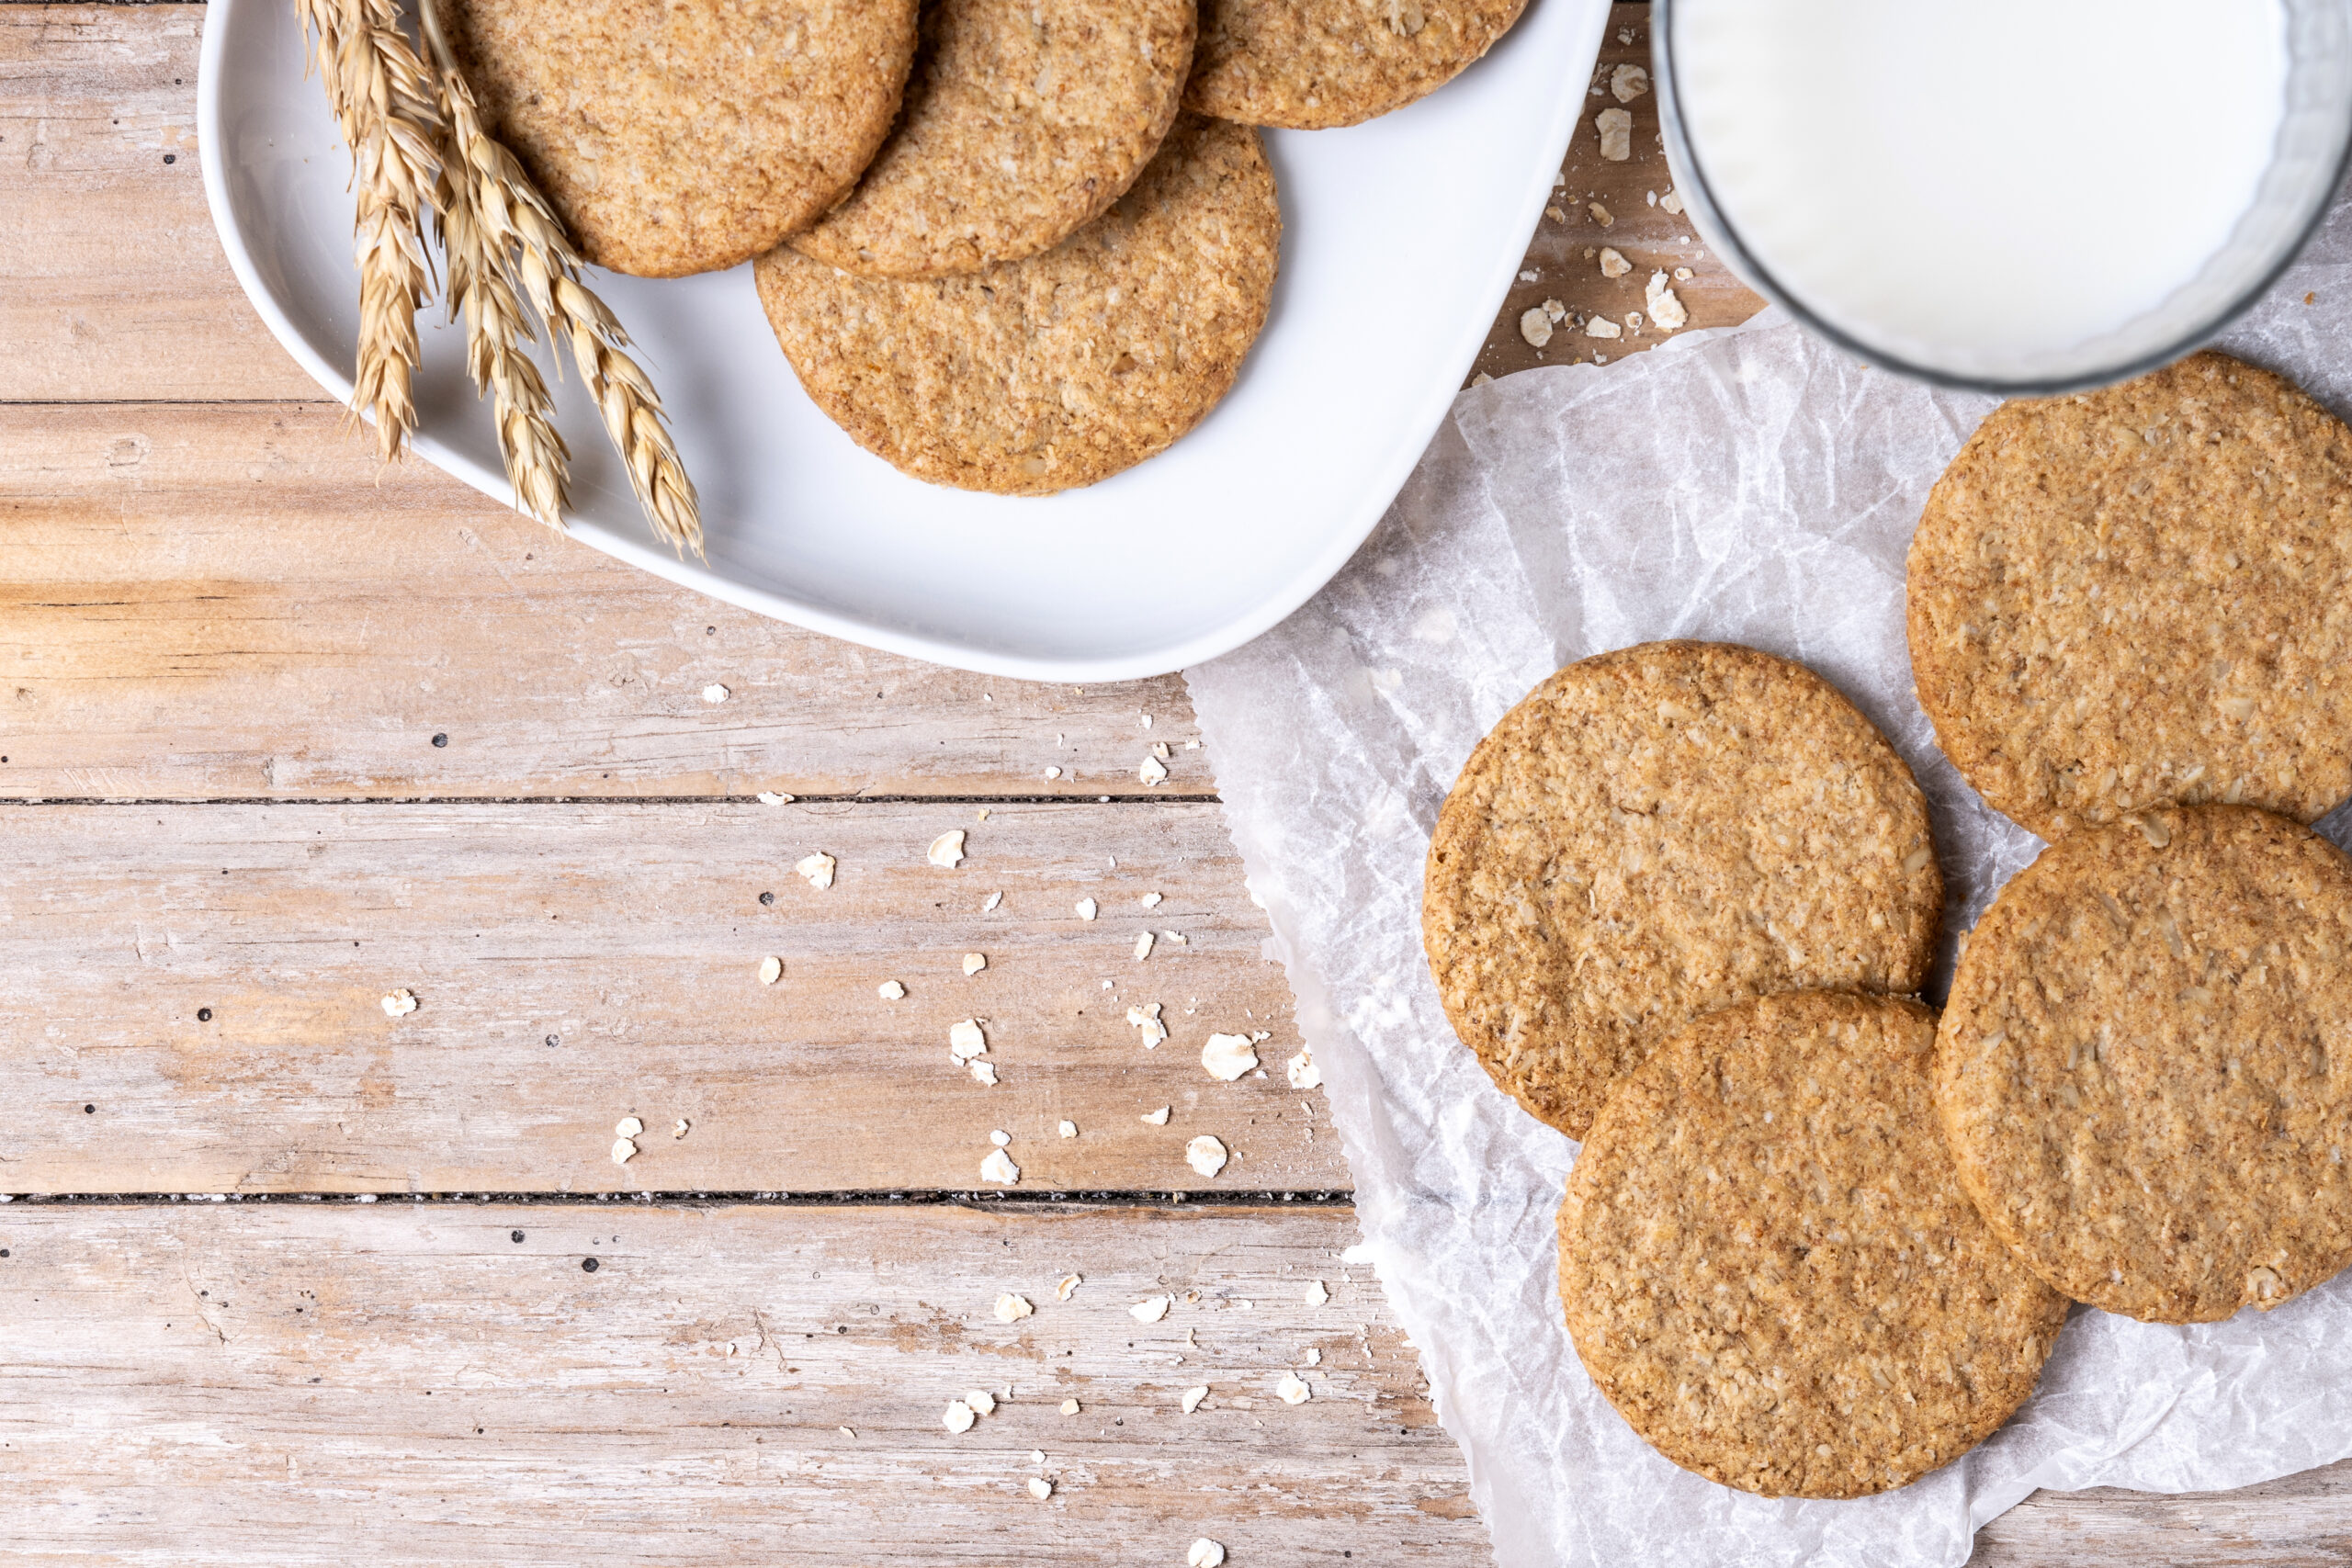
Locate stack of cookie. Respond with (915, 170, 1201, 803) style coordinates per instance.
(438, 0, 1531, 495)
(1425, 352, 2352, 1500)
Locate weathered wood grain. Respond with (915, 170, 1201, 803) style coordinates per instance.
(0, 799, 1338, 1195)
(0, 1202, 1483, 1563)
(1977, 1461, 2352, 1566)
(1469, 4, 1765, 384)
(0, 402, 1204, 800)
(0, 6, 314, 404)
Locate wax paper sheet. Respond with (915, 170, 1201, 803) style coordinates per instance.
(1184, 181, 2352, 1567)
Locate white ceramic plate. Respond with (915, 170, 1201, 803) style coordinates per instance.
(199, 0, 1607, 681)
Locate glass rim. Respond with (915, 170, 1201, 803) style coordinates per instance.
(1650, 0, 2352, 399)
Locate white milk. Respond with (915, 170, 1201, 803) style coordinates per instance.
(1670, 0, 2289, 368)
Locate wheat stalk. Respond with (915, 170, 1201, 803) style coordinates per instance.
(416, 0, 703, 556)
(296, 0, 439, 464)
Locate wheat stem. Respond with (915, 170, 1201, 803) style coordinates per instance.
(297, 0, 439, 465)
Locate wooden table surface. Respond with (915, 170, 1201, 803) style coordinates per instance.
(4, 5, 2349, 1562)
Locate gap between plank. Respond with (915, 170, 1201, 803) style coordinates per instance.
(0, 793, 1224, 807)
(0, 1189, 1353, 1208)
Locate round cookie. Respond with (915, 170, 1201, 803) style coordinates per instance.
(1422, 641, 1943, 1142)
(1561, 992, 2068, 1499)
(438, 0, 920, 278)
(1937, 805, 2352, 1324)
(756, 113, 1278, 495)
(1907, 350, 2352, 841)
(793, 0, 1196, 279)
(1184, 0, 1526, 130)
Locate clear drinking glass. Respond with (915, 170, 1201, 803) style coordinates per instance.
(1653, 0, 2352, 394)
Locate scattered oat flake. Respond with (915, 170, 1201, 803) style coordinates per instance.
(839, 1427, 854, 1439)
(989, 1129, 1011, 1146)
(976, 807, 990, 822)
(967, 1390, 997, 1416)
(1134, 931, 1155, 962)
(1303, 1347, 1322, 1367)
(1287, 1047, 1322, 1090)
(983, 891, 1003, 913)
(1045, 765, 1063, 780)
(1139, 754, 1168, 785)
(1131, 1295, 1171, 1324)
(796, 852, 835, 890)
(878, 980, 906, 999)
(1471, 371, 1496, 388)
(949, 1020, 989, 1060)
(1143, 1106, 1170, 1126)
(1141, 891, 1164, 908)
(1127, 1002, 1169, 1049)
(996, 1292, 1035, 1323)
(1306, 1280, 1329, 1306)
(1202, 1032, 1260, 1081)
(610, 1138, 637, 1166)
(1028, 1477, 1052, 1500)
(1076, 897, 1098, 921)
(1182, 1385, 1208, 1414)
(1611, 62, 1649, 101)
(615, 1116, 643, 1139)
(673, 1119, 689, 1140)
(969, 1061, 1000, 1087)
(1661, 188, 1686, 215)
(1645, 271, 1689, 331)
(380, 989, 418, 1018)
(757, 791, 795, 806)
(1276, 1372, 1311, 1404)
(1517, 307, 1553, 349)
(1598, 246, 1630, 278)
(1589, 201, 1613, 226)
(944, 1399, 976, 1434)
(980, 1147, 1020, 1184)
(1189, 1540, 1226, 1568)
(1058, 1120, 1078, 1139)
(758, 954, 783, 986)
(1585, 316, 1623, 340)
(1596, 107, 1632, 160)
(1186, 1135, 1228, 1177)
(963, 952, 987, 976)
(702, 684, 729, 705)
(1517, 268, 1538, 283)
(928, 830, 966, 868)
(1056, 1272, 1082, 1302)
(1160, 931, 1186, 945)
(1060, 1398, 1081, 1416)
(1544, 203, 1567, 223)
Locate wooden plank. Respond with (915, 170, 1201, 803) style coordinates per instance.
(0, 401, 1203, 800)
(1977, 1462, 2352, 1566)
(0, 6, 319, 405)
(1470, 3, 1765, 384)
(0, 1201, 1483, 1562)
(0, 799, 1340, 1195)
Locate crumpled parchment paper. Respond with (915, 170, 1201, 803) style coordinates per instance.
(1184, 180, 2352, 1567)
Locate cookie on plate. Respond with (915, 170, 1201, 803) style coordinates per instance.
(1938, 804, 2352, 1323)
(439, 0, 920, 277)
(1184, 0, 1526, 130)
(1422, 641, 1942, 1141)
(793, 0, 1196, 279)
(1907, 351, 2352, 841)
(756, 113, 1278, 495)
(1561, 991, 2067, 1498)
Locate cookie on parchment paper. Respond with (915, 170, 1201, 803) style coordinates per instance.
(440, 0, 920, 277)
(793, 0, 1196, 279)
(1938, 805, 2352, 1324)
(757, 113, 1278, 495)
(1560, 991, 2067, 1498)
(1421, 641, 1943, 1142)
(1907, 351, 2352, 841)
(1184, 0, 1526, 130)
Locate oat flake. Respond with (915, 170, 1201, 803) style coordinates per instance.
(969, 1061, 999, 1087)
(796, 852, 835, 890)
(979, 1147, 1020, 1184)
(1076, 897, 1099, 921)
(1181, 1386, 1208, 1414)
(927, 830, 966, 868)
(758, 955, 783, 986)
(1135, 931, 1156, 961)
(1058, 1120, 1078, 1138)
(1143, 1106, 1170, 1125)
(1057, 1272, 1082, 1302)
(963, 952, 987, 976)
(878, 980, 906, 999)
(944, 1399, 976, 1434)
(1060, 1398, 1080, 1416)
(1202, 1033, 1260, 1081)
(1131, 1294, 1171, 1324)
(1188, 1540, 1226, 1568)
(615, 1116, 643, 1138)
(949, 1019, 989, 1060)
(967, 1390, 997, 1416)
(996, 1292, 1035, 1323)
(1286, 1047, 1322, 1090)
(1306, 1280, 1329, 1306)
(1027, 1477, 1052, 1500)
(1276, 1372, 1311, 1404)
(1185, 1135, 1228, 1177)
(380, 989, 418, 1018)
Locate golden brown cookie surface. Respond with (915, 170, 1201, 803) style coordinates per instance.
(794, 0, 1195, 279)
(1938, 805, 2352, 1323)
(1421, 641, 1942, 1141)
(441, 0, 919, 277)
(1907, 351, 2352, 840)
(1184, 0, 1526, 129)
(757, 114, 1279, 496)
(1561, 992, 2067, 1498)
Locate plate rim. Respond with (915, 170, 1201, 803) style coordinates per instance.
(198, 0, 1605, 682)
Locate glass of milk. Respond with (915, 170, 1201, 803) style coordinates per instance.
(1656, 0, 2352, 392)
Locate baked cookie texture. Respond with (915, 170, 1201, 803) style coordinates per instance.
(1907, 351, 2352, 841)
(1421, 641, 1943, 1141)
(1561, 992, 2067, 1498)
(756, 113, 1279, 495)
(1185, 0, 1527, 129)
(794, 0, 1196, 279)
(440, 0, 920, 277)
(1938, 805, 2352, 1323)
